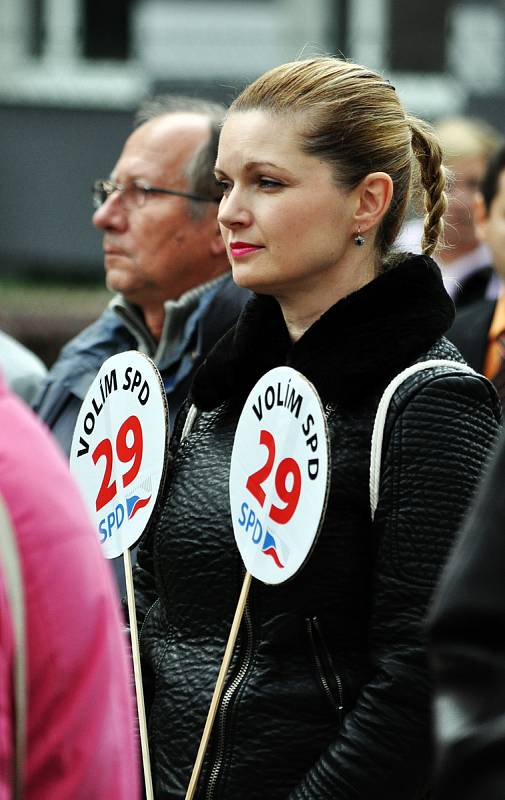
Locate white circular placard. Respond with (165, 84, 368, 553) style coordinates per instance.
(70, 351, 168, 559)
(229, 366, 330, 585)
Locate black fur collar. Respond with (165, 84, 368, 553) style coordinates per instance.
(190, 254, 455, 410)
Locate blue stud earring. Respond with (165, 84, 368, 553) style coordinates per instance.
(354, 228, 365, 246)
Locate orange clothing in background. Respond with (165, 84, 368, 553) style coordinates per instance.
(483, 291, 505, 380)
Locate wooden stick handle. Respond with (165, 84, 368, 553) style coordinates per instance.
(124, 548, 154, 800)
(185, 571, 252, 800)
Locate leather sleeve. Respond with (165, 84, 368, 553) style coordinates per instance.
(429, 426, 505, 800)
(131, 484, 165, 715)
(290, 372, 500, 800)
(132, 402, 193, 715)
(133, 400, 191, 629)
(132, 520, 158, 628)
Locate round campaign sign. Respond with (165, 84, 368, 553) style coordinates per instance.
(229, 366, 330, 585)
(70, 351, 168, 559)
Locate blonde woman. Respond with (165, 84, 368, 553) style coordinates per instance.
(134, 58, 501, 799)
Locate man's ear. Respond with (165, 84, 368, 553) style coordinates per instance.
(353, 172, 394, 233)
(473, 192, 489, 244)
(210, 224, 227, 257)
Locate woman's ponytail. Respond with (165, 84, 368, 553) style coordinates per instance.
(408, 117, 448, 256)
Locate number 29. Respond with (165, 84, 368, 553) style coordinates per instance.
(246, 429, 301, 524)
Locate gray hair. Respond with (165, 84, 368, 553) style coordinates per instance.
(135, 95, 226, 218)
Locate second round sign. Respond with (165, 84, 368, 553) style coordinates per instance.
(229, 366, 330, 585)
(70, 351, 168, 559)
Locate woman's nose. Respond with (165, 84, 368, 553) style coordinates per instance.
(217, 189, 252, 230)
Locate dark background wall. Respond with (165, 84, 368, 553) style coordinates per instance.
(0, 104, 134, 279)
(0, 104, 134, 365)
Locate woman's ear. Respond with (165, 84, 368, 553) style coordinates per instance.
(353, 172, 394, 233)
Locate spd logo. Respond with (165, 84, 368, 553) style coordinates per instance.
(237, 500, 290, 570)
(126, 476, 152, 519)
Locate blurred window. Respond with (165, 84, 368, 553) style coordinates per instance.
(84, 0, 132, 59)
(390, 0, 452, 72)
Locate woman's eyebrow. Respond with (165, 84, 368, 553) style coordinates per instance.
(215, 161, 288, 177)
(244, 160, 283, 171)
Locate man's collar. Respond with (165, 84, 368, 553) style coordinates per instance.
(441, 243, 492, 299)
(109, 273, 229, 366)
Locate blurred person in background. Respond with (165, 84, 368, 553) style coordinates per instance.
(0, 368, 139, 799)
(447, 143, 505, 413)
(34, 95, 249, 455)
(0, 328, 46, 404)
(429, 425, 505, 800)
(398, 116, 502, 307)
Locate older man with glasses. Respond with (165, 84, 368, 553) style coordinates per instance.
(33, 96, 249, 587)
(35, 95, 249, 450)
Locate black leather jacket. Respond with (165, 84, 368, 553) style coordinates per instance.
(134, 255, 501, 799)
(429, 426, 505, 800)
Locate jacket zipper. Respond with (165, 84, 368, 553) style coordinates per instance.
(184, 406, 255, 798)
(205, 600, 254, 800)
(306, 616, 344, 722)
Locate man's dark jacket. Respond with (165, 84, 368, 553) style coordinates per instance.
(453, 265, 496, 309)
(430, 425, 505, 800)
(446, 297, 496, 373)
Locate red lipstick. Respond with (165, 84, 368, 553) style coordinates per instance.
(229, 241, 263, 258)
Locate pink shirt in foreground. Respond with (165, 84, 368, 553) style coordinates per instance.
(0, 373, 139, 799)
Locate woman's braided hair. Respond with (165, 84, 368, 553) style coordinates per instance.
(408, 117, 447, 255)
(230, 57, 447, 267)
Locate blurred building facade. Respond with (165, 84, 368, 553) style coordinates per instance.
(1, 0, 505, 278)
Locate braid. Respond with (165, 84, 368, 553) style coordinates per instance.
(408, 117, 448, 256)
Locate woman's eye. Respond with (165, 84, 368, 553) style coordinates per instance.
(215, 178, 232, 194)
(258, 178, 282, 190)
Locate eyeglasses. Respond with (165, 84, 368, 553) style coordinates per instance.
(92, 178, 220, 210)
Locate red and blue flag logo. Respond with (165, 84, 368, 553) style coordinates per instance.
(126, 493, 151, 519)
(126, 476, 152, 519)
(262, 531, 285, 569)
